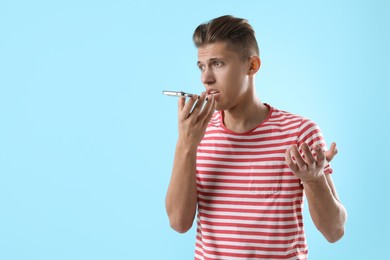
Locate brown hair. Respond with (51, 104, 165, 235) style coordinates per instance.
(193, 15, 259, 60)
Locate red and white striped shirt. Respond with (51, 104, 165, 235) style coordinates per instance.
(195, 105, 332, 260)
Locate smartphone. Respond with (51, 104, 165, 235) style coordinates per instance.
(162, 90, 199, 99)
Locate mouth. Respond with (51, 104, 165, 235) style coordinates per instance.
(207, 90, 220, 95)
(206, 90, 221, 102)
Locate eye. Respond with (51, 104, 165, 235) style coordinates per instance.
(213, 60, 223, 67)
(198, 64, 205, 71)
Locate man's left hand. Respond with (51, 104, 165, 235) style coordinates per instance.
(285, 143, 328, 183)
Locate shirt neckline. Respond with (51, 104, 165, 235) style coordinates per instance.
(219, 103, 273, 135)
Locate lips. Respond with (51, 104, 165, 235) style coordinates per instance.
(207, 89, 220, 95)
(206, 89, 220, 102)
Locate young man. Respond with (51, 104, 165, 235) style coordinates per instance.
(165, 15, 347, 260)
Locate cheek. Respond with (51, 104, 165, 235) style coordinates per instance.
(220, 69, 239, 85)
(224, 70, 246, 89)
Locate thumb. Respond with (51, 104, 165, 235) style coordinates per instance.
(325, 142, 338, 162)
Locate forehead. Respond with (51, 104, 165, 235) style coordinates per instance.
(197, 42, 238, 62)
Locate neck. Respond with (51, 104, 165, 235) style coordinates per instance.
(223, 91, 269, 133)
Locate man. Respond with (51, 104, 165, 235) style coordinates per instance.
(165, 15, 347, 260)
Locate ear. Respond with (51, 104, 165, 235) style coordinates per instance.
(248, 56, 261, 75)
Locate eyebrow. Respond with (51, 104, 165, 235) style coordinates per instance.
(197, 57, 224, 66)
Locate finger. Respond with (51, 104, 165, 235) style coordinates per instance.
(300, 143, 315, 165)
(285, 146, 299, 172)
(202, 94, 217, 125)
(331, 142, 337, 154)
(325, 142, 338, 162)
(198, 94, 215, 122)
(190, 92, 207, 117)
(291, 145, 307, 169)
(179, 95, 198, 119)
(178, 96, 185, 112)
(315, 145, 326, 168)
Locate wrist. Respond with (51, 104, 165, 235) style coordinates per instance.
(302, 174, 328, 190)
(176, 139, 198, 155)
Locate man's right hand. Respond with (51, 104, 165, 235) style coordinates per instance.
(177, 92, 216, 149)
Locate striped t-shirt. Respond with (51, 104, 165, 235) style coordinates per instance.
(195, 104, 332, 260)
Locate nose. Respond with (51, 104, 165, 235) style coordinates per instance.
(201, 67, 216, 86)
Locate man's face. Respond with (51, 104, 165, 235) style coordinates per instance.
(197, 42, 250, 111)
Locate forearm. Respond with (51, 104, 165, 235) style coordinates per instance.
(303, 174, 347, 242)
(165, 141, 198, 233)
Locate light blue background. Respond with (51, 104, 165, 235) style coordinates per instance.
(1, 0, 389, 259)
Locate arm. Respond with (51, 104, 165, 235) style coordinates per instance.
(165, 93, 216, 233)
(285, 142, 347, 242)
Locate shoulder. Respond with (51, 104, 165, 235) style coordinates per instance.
(266, 105, 308, 127)
(269, 105, 318, 127)
(268, 105, 301, 120)
(267, 105, 324, 140)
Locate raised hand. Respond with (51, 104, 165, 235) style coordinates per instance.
(177, 92, 216, 150)
(285, 143, 327, 183)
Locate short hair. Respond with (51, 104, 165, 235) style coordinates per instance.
(193, 15, 260, 60)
